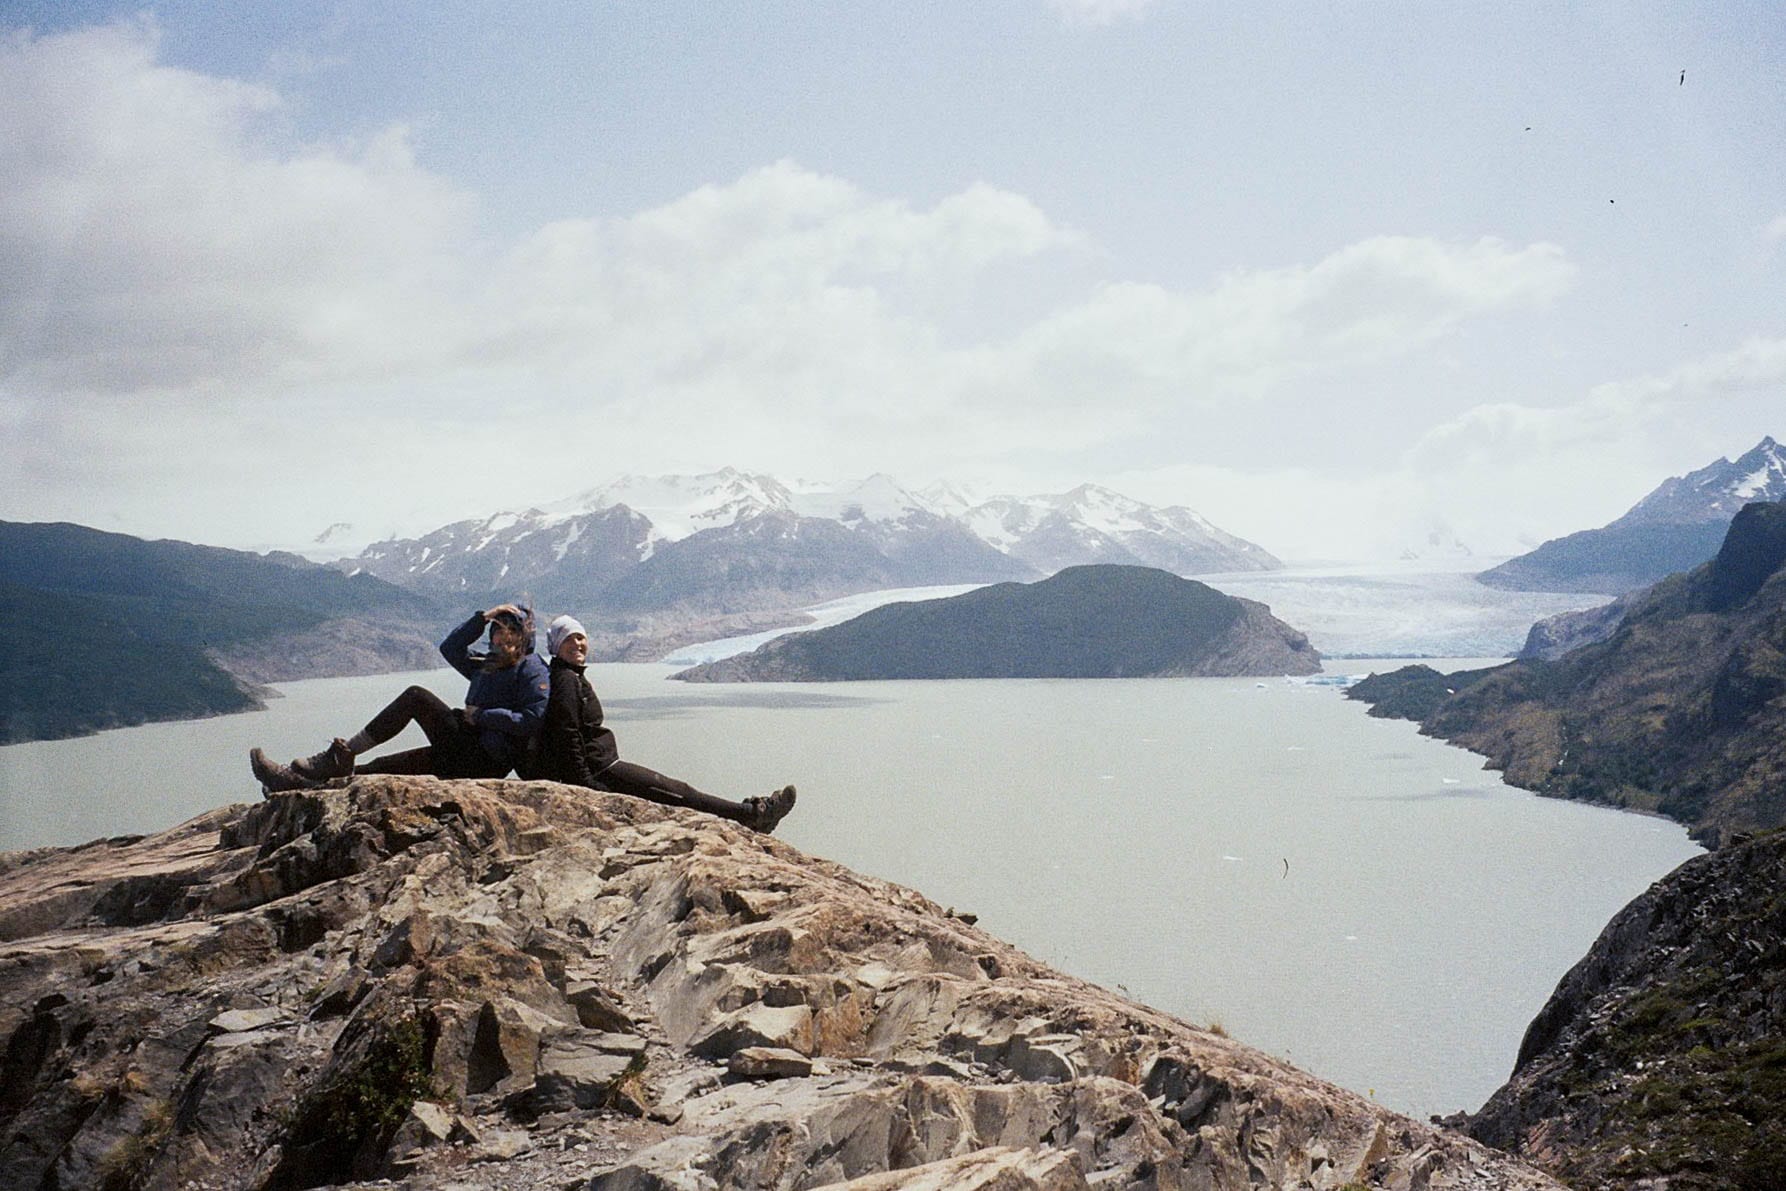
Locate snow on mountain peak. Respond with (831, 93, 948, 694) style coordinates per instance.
(542, 470, 795, 541)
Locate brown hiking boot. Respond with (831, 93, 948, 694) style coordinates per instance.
(292, 738, 355, 781)
(249, 747, 321, 794)
(745, 785, 797, 833)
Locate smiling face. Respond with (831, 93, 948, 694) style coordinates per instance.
(487, 620, 527, 666)
(555, 631, 588, 666)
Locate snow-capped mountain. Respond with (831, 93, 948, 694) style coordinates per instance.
(345, 505, 656, 610)
(336, 470, 1279, 622)
(1479, 437, 1785, 594)
(1611, 436, 1786, 527)
(963, 484, 1279, 576)
(543, 469, 796, 544)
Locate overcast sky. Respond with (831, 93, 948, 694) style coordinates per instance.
(2, 2, 1782, 562)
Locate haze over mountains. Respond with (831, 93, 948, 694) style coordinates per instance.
(334, 471, 1281, 632)
(1479, 437, 1786, 594)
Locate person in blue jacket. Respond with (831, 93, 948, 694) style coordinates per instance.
(249, 604, 550, 791)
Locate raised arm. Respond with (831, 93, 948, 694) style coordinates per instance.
(439, 611, 489, 681)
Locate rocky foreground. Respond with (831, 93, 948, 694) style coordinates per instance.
(0, 777, 1552, 1190)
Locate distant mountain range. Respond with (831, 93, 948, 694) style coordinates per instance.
(334, 471, 1281, 657)
(0, 522, 441, 744)
(671, 564, 1320, 681)
(1479, 436, 1786, 594)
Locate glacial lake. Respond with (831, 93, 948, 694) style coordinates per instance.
(0, 658, 1699, 1122)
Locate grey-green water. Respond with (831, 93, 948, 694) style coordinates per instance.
(0, 661, 1700, 1120)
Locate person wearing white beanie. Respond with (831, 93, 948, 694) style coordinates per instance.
(547, 614, 586, 659)
(536, 613, 796, 833)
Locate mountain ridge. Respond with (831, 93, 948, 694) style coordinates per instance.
(1480, 437, 1785, 594)
(0, 521, 443, 744)
(333, 472, 1281, 658)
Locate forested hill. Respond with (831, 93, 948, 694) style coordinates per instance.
(0, 521, 441, 744)
(673, 564, 1320, 681)
(1350, 500, 1786, 847)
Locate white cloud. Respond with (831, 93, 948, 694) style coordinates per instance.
(0, 22, 473, 394)
(1047, 0, 1160, 28)
(1765, 215, 1786, 245)
(994, 236, 1574, 409)
(0, 23, 1590, 555)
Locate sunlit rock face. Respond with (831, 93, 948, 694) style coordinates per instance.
(0, 775, 1556, 1189)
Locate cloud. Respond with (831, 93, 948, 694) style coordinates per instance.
(1389, 337, 1786, 553)
(0, 22, 1585, 553)
(0, 21, 473, 394)
(1411, 335, 1786, 467)
(995, 236, 1574, 409)
(1047, 0, 1160, 28)
(1765, 215, 1786, 245)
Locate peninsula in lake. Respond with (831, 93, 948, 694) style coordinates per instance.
(672, 564, 1320, 682)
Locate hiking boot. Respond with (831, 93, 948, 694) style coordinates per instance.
(745, 785, 797, 834)
(249, 747, 321, 794)
(292, 738, 355, 781)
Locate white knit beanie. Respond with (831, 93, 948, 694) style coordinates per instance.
(547, 614, 587, 657)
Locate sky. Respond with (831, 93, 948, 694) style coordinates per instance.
(1, 2, 1782, 563)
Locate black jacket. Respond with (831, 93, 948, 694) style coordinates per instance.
(539, 656, 620, 786)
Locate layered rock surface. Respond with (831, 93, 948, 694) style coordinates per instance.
(0, 776, 1551, 1190)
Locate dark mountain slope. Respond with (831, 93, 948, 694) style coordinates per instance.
(1479, 437, 1785, 594)
(1350, 502, 1786, 846)
(1477, 520, 1732, 595)
(673, 564, 1319, 681)
(0, 522, 441, 744)
(1466, 828, 1786, 1190)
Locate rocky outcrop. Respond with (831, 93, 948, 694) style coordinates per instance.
(1350, 502, 1786, 846)
(0, 776, 1552, 1190)
(674, 565, 1320, 682)
(1517, 595, 1631, 661)
(1466, 828, 1786, 1190)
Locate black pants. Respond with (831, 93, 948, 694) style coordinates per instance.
(354, 685, 508, 779)
(591, 759, 756, 825)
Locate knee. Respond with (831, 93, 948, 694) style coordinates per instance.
(401, 685, 431, 701)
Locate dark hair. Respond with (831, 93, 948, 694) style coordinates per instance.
(480, 604, 536, 668)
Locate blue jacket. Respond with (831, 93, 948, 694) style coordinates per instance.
(440, 612, 550, 770)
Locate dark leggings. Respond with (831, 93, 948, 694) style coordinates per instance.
(354, 685, 506, 779)
(591, 759, 757, 825)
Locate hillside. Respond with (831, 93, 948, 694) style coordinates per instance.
(672, 564, 1319, 681)
(1466, 828, 1786, 1190)
(1349, 501, 1786, 846)
(0, 522, 441, 744)
(0, 775, 1557, 1190)
(1479, 437, 1785, 594)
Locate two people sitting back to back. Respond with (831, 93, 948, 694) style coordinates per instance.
(248, 605, 796, 834)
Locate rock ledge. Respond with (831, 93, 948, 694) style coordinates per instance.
(0, 776, 1554, 1189)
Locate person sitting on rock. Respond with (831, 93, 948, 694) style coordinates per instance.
(249, 604, 550, 791)
(536, 614, 796, 833)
